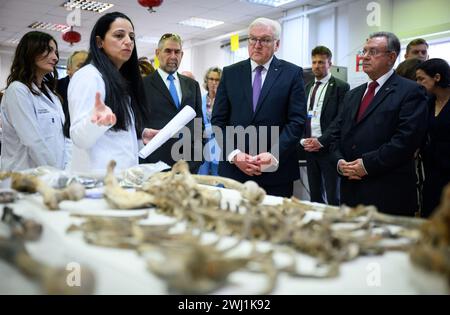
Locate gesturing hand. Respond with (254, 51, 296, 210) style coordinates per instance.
(91, 92, 117, 127)
(142, 128, 160, 145)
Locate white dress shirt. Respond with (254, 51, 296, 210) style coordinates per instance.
(362, 69, 394, 98)
(68, 64, 139, 173)
(309, 72, 332, 138)
(250, 57, 273, 86)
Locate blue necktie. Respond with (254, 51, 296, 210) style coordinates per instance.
(167, 74, 180, 108)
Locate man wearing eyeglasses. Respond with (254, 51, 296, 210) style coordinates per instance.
(324, 32, 428, 216)
(212, 17, 306, 198)
(140, 33, 203, 173)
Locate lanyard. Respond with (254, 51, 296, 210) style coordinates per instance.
(309, 80, 329, 112)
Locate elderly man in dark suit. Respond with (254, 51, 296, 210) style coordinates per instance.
(301, 46, 349, 205)
(212, 17, 306, 197)
(141, 33, 203, 173)
(327, 32, 428, 215)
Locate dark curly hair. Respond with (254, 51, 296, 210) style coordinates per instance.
(416, 58, 450, 88)
(7, 31, 59, 95)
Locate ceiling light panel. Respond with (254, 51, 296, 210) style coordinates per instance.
(137, 36, 160, 44)
(178, 17, 224, 29)
(244, 0, 298, 7)
(28, 22, 71, 32)
(5, 38, 22, 45)
(63, 0, 114, 13)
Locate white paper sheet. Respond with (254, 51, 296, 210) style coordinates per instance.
(138, 105, 196, 159)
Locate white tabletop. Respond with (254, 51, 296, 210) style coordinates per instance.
(0, 188, 446, 295)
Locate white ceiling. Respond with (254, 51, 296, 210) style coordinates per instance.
(0, 0, 333, 58)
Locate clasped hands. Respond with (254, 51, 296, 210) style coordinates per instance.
(302, 137, 323, 152)
(338, 158, 367, 180)
(233, 152, 276, 176)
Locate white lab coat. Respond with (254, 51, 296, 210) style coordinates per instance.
(0, 81, 68, 171)
(68, 64, 139, 173)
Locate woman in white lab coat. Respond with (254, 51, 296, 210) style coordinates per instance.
(0, 31, 68, 171)
(68, 12, 155, 174)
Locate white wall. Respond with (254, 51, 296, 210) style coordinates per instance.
(190, 41, 228, 91)
(308, 8, 336, 63)
(392, 0, 450, 39)
(185, 0, 449, 89)
(179, 46, 193, 75)
(335, 5, 349, 69)
(281, 14, 308, 66)
(0, 50, 14, 90)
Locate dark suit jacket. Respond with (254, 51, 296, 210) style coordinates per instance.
(421, 96, 450, 216)
(56, 76, 71, 138)
(331, 73, 428, 215)
(140, 71, 204, 173)
(304, 75, 350, 150)
(211, 56, 307, 187)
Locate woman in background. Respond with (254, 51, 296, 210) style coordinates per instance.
(396, 58, 423, 81)
(396, 57, 425, 214)
(198, 67, 222, 175)
(138, 56, 155, 77)
(69, 12, 155, 173)
(0, 31, 68, 171)
(416, 58, 450, 217)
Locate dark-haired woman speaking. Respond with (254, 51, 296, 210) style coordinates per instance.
(68, 12, 155, 173)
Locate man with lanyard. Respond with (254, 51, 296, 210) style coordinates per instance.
(301, 46, 349, 205)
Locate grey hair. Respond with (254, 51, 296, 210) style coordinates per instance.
(203, 66, 222, 91)
(66, 50, 88, 68)
(158, 33, 183, 50)
(248, 17, 281, 40)
(368, 31, 400, 57)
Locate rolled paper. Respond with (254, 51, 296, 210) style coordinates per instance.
(139, 105, 196, 159)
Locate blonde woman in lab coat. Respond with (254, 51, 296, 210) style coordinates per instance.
(0, 31, 68, 171)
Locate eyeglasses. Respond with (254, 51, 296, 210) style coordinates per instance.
(207, 78, 220, 82)
(359, 48, 392, 57)
(248, 37, 275, 47)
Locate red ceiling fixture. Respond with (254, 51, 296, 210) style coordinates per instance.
(62, 27, 81, 46)
(138, 0, 163, 13)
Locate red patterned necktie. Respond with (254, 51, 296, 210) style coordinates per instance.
(356, 81, 378, 122)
